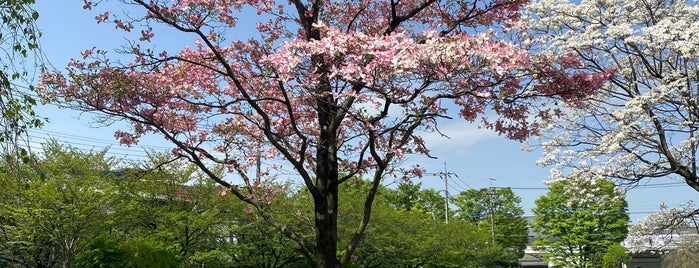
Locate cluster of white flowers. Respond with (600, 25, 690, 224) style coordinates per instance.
(525, 0, 699, 245)
(625, 201, 699, 253)
(527, 0, 699, 188)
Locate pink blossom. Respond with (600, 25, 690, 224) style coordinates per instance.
(80, 47, 95, 59)
(39, 1, 608, 263)
(139, 29, 154, 42)
(94, 11, 109, 23)
(82, 0, 92, 10)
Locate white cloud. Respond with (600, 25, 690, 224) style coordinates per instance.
(420, 121, 499, 151)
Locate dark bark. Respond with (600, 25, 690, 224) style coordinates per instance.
(312, 179, 339, 268)
(313, 77, 340, 268)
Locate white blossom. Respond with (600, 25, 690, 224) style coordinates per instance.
(527, 0, 699, 192)
(625, 201, 699, 253)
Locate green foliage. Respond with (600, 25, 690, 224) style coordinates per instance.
(532, 178, 629, 268)
(384, 182, 446, 220)
(0, 147, 247, 267)
(0, 0, 40, 57)
(107, 153, 236, 267)
(451, 187, 529, 266)
(185, 250, 234, 268)
(342, 181, 519, 268)
(0, 0, 45, 156)
(0, 141, 116, 267)
(120, 237, 181, 268)
(111, 154, 307, 267)
(224, 192, 309, 267)
(602, 244, 631, 268)
(0, 146, 536, 267)
(75, 235, 129, 268)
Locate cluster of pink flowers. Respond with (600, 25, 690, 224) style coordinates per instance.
(38, 0, 610, 200)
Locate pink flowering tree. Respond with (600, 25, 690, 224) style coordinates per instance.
(39, 0, 607, 266)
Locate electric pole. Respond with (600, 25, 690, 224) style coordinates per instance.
(489, 178, 496, 243)
(444, 166, 449, 224)
(428, 163, 457, 224)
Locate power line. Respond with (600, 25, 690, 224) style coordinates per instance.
(426, 163, 458, 224)
(22, 125, 324, 182)
(451, 175, 473, 192)
(496, 186, 548, 190)
(630, 182, 687, 189)
(446, 181, 466, 194)
(498, 182, 688, 191)
(24, 129, 168, 161)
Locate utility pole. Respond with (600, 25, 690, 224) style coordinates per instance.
(428, 163, 457, 224)
(489, 178, 496, 243)
(444, 165, 449, 224)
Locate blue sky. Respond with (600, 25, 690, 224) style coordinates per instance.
(29, 1, 696, 222)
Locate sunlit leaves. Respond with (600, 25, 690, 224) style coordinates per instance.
(0, 0, 45, 157)
(37, 0, 609, 266)
(533, 177, 629, 268)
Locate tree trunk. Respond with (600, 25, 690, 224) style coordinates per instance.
(313, 178, 338, 268)
(314, 115, 340, 267)
(314, 75, 340, 267)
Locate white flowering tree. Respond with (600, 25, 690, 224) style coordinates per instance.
(527, 0, 699, 191)
(526, 0, 699, 255)
(625, 201, 699, 266)
(527, 0, 699, 244)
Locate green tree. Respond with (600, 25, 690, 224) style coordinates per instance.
(384, 182, 422, 211)
(0, 141, 116, 267)
(354, 205, 508, 267)
(0, 0, 44, 158)
(602, 244, 631, 268)
(103, 154, 241, 267)
(384, 182, 446, 221)
(451, 187, 528, 266)
(94, 153, 307, 268)
(224, 181, 312, 267)
(532, 178, 629, 268)
(2, 146, 308, 268)
(342, 181, 513, 267)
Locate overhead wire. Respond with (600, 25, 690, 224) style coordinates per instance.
(447, 180, 466, 194)
(22, 89, 699, 219)
(497, 182, 688, 191)
(24, 124, 318, 181)
(25, 129, 164, 160)
(452, 174, 475, 191)
(472, 176, 693, 218)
